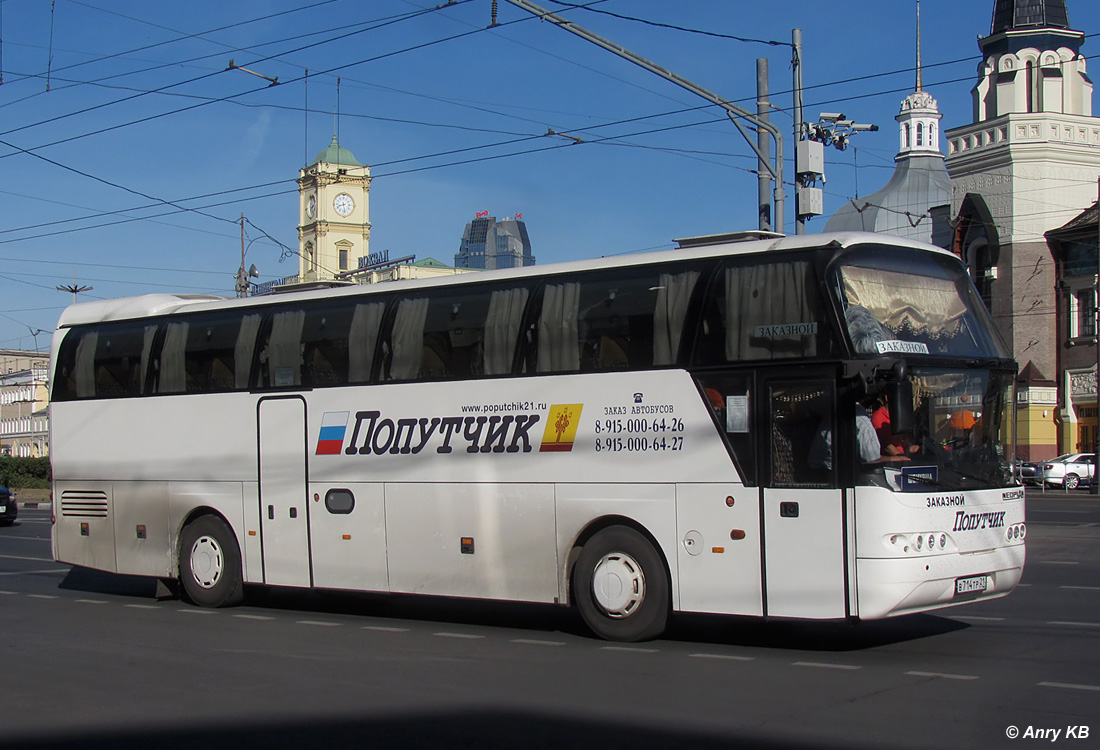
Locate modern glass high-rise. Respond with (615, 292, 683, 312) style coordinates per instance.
(455, 215, 535, 270)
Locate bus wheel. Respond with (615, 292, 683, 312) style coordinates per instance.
(572, 526, 669, 642)
(179, 515, 244, 608)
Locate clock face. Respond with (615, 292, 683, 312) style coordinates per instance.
(307, 194, 317, 219)
(333, 193, 354, 217)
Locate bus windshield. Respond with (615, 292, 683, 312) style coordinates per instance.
(865, 367, 1016, 491)
(831, 245, 1011, 360)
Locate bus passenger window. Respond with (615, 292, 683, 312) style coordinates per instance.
(694, 257, 835, 364)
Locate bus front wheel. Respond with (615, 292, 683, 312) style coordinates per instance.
(179, 515, 244, 608)
(572, 526, 669, 642)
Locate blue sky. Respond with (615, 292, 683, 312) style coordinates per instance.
(2, 0, 1099, 351)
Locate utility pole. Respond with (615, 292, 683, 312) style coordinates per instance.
(792, 29, 815, 235)
(757, 58, 771, 232)
(504, 0, 785, 233)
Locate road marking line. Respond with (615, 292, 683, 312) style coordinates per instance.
(1060, 585, 1100, 591)
(434, 632, 485, 640)
(601, 646, 659, 653)
(178, 608, 215, 615)
(0, 590, 17, 596)
(1037, 561, 1079, 565)
(952, 615, 1005, 621)
(690, 653, 755, 661)
(27, 594, 59, 600)
(906, 671, 979, 681)
(125, 604, 158, 609)
(1047, 621, 1100, 628)
(233, 614, 275, 621)
(362, 625, 409, 632)
(511, 639, 565, 646)
(75, 599, 108, 604)
(0, 553, 56, 563)
(297, 620, 341, 627)
(0, 568, 69, 576)
(793, 661, 861, 670)
(1038, 682, 1100, 692)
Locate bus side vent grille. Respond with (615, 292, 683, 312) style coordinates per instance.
(61, 490, 109, 518)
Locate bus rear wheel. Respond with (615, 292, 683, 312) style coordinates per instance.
(179, 515, 244, 608)
(572, 526, 669, 642)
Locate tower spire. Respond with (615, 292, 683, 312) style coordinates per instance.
(916, 0, 923, 92)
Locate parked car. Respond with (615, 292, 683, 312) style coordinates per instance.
(0, 485, 16, 526)
(1039, 453, 1096, 490)
(1017, 461, 1040, 486)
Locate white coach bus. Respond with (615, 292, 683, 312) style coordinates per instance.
(49, 231, 1025, 641)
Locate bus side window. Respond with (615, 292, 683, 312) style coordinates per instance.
(696, 375, 757, 485)
(187, 314, 251, 392)
(91, 321, 154, 398)
(301, 304, 355, 387)
(530, 264, 705, 375)
(693, 257, 834, 364)
(770, 383, 834, 489)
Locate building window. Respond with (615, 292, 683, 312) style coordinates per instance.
(1072, 288, 1097, 338)
(916, 122, 924, 147)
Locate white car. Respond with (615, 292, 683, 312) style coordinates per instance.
(1039, 453, 1096, 490)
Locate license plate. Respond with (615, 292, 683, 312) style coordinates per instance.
(0, 505, 6, 513)
(955, 575, 988, 595)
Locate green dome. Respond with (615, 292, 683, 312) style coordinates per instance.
(311, 136, 362, 167)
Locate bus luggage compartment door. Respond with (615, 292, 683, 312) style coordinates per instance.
(258, 397, 312, 587)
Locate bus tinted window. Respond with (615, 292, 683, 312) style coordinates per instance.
(536, 265, 703, 373)
(156, 312, 256, 394)
(54, 321, 155, 400)
(694, 257, 835, 364)
(384, 284, 530, 381)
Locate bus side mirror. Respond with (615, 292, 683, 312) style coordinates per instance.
(887, 380, 914, 436)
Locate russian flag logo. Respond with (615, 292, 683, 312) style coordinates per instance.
(316, 411, 350, 455)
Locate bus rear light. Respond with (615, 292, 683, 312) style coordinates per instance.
(939, 534, 946, 549)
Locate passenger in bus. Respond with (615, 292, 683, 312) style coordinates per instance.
(808, 402, 880, 471)
(844, 304, 893, 354)
(871, 394, 921, 458)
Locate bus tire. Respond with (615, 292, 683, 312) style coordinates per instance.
(179, 515, 244, 608)
(572, 526, 669, 642)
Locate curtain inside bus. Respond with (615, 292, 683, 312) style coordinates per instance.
(485, 288, 529, 375)
(389, 298, 429, 380)
(159, 322, 188, 393)
(538, 283, 580, 373)
(724, 261, 819, 360)
(653, 270, 699, 366)
(73, 331, 98, 399)
(234, 314, 261, 389)
(349, 301, 385, 383)
(840, 266, 967, 351)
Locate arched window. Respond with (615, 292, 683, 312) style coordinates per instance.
(916, 122, 924, 147)
(903, 124, 910, 149)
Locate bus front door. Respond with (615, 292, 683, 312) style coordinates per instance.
(761, 380, 848, 619)
(258, 396, 312, 587)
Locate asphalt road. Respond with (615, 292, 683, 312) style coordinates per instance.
(1, 491, 1098, 750)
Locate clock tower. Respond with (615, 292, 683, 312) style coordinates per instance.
(297, 136, 371, 281)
